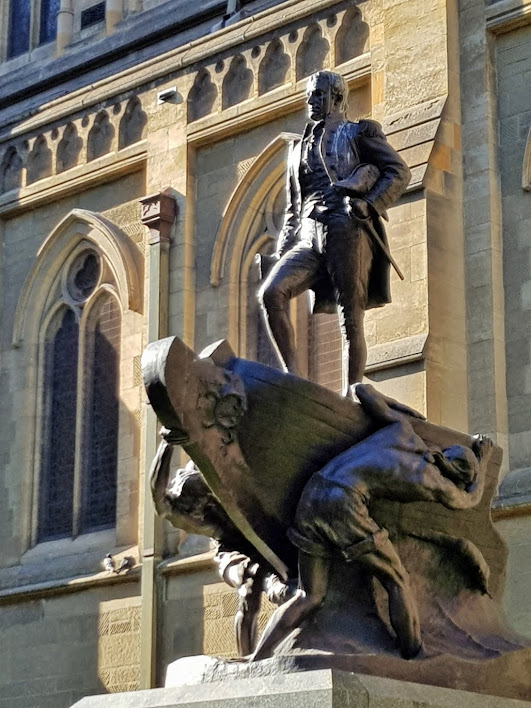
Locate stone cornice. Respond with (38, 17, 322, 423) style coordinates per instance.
(0, 0, 348, 141)
(365, 334, 428, 374)
(158, 550, 217, 576)
(0, 0, 237, 117)
(492, 467, 531, 519)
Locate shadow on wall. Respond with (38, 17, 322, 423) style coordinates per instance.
(0, 392, 141, 705)
(97, 593, 143, 695)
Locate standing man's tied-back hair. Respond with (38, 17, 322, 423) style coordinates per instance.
(309, 71, 349, 113)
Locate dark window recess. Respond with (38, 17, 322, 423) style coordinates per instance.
(8, 0, 31, 58)
(80, 2, 106, 29)
(256, 313, 280, 369)
(38, 309, 79, 542)
(81, 297, 120, 533)
(68, 251, 100, 302)
(39, 0, 60, 45)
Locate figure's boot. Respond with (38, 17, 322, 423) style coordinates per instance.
(386, 582, 422, 660)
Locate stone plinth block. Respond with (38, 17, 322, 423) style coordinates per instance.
(71, 669, 529, 708)
(164, 648, 531, 701)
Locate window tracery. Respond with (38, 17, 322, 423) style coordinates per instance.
(37, 251, 121, 541)
(13, 209, 143, 548)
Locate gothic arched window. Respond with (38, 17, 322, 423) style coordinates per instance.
(209, 133, 314, 376)
(37, 251, 122, 541)
(14, 209, 143, 551)
(38, 307, 79, 540)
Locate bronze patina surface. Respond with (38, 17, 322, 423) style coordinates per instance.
(143, 335, 530, 699)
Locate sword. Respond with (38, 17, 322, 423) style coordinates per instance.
(343, 199, 405, 282)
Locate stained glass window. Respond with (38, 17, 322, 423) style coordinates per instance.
(37, 254, 121, 541)
(81, 297, 120, 532)
(38, 308, 79, 541)
(8, 0, 31, 58)
(39, 0, 60, 45)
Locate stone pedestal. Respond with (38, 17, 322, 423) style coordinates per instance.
(71, 669, 530, 707)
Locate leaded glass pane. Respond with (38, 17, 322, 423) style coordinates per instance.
(38, 308, 78, 541)
(81, 297, 120, 533)
(39, 0, 60, 45)
(8, 0, 31, 58)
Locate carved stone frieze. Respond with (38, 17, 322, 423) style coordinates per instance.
(0, 96, 147, 195)
(185, 1, 370, 124)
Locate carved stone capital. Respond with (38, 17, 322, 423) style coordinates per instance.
(139, 191, 177, 244)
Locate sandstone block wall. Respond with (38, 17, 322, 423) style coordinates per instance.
(0, 0, 529, 704)
(0, 588, 140, 708)
(497, 24, 531, 474)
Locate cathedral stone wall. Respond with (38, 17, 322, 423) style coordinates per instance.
(0, 587, 140, 707)
(0, 0, 529, 705)
(493, 20, 531, 640)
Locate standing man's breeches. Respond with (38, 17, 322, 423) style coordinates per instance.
(259, 244, 323, 313)
(259, 215, 375, 384)
(323, 214, 374, 313)
(260, 216, 374, 314)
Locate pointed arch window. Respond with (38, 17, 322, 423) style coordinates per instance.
(37, 250, 121, 541)
(210, 132, 347, 392)
(209, 134, 313, 376)
(81, 294, 121, 533)
(13, 208, 143, 551)
(39, 308, 79, 540)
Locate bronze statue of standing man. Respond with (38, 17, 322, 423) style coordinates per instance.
(259, 71, 410, 391)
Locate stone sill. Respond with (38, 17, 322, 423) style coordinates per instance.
(365, 334, 427, 373)
(158, 550, 217, 577)
(492, 502, 531, 520)
(492, 466, 531, 518)
(0, 566, 140, 606)
(0, 551, 217, 605)
(21, 528, 117, 565)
